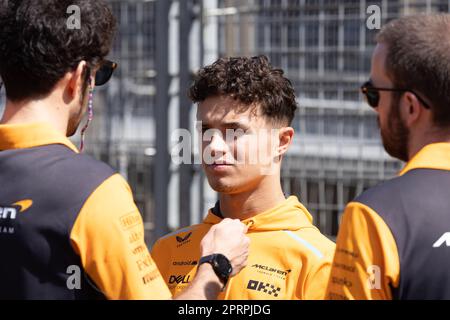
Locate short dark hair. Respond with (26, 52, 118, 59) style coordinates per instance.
(376, 14, 450, 128)
(189, 55, 298, 125)
(0, 0, 116, 102)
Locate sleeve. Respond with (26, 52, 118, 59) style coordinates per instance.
(150, 238, 171, 285)
(69, 173, 172, 300)
(325, 202, 400, 300)
(302, 250, 334, 300)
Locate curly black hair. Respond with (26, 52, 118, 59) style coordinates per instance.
(0, 0, 116, 101)
(189, 55, 298, 125)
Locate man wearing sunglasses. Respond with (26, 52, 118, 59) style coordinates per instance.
(327, 14, 450, 300)
(0, 0, 249, 300)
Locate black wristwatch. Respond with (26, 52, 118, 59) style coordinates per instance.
(199, 253, 232, 291)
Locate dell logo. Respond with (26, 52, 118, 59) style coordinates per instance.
(169, 275, 191, 284)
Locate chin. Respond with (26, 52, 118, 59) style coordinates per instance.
(207, 177, 240, 194)
(381, 134, 408, 162)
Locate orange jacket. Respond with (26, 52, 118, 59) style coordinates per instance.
(152, 196, 335, 299)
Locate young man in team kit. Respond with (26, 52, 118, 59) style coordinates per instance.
(152, 56, 335, 300)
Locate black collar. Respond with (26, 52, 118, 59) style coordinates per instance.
(211, 201, 224, 218)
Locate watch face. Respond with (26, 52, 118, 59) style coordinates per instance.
(215, 254, 232, 276)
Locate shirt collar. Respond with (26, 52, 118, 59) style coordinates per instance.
(0, 122, 79, 153)
(399, 142, 450, 176)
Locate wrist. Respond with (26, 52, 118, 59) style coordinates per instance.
(198, 254, 232, 291)
(196, 263, 223, 289)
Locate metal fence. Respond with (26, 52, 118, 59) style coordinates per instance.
(2, 0, 449, 243)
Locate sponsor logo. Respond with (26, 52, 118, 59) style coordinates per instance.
(132, 244, 147, 255)
(433, 232, 450, 248)
(172, 260, 198, 266)
(251, 263, 291, 280)
(176, 232, 192, 247)
(128, 230, 144, 244)
(0, 226, 14, 234)
(0, 200, 33, 235)
(169, 274, 191, 284)
(331, 276, 353, 288)
(0, 199, 33, 220)
(136, 254, 155, 271)
(247, 280, 281, 297)
(119, 212, 142, 230)
(142, 270, 161, 285)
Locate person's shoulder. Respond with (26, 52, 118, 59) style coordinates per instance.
(283, 227, 335, 263)
(42, 145, 116, 184)
(69, 152, 116, 177)
(353, 169, 433, 209)
(351, 171, 430, 223)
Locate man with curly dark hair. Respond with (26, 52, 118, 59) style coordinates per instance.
(0, 0, 249, 300)
(152, 56, 335, 300)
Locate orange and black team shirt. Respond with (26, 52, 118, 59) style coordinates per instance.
(152, 196, 336, 300)
(327, 143, 450, 300)
(0, 122, 171, 300)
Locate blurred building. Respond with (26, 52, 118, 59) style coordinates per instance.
(1, 0, 449, 244)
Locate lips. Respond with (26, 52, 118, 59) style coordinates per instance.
(206, 162, 233, 173)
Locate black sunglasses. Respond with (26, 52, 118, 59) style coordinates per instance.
(360, 80, 430, 109)
(0, 61, 118, 91)
(93, 60, 118, 86)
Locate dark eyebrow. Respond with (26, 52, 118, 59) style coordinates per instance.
(221, 121, 249, 129)
(198, 121, 249, 130)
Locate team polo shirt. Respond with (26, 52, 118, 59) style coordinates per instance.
(326, 142, 450, 300)
(0, 122, 171, 300)
(151, 196, 336, 300)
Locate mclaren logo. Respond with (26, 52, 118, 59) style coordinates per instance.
(251, 263, 291, 280)
(251, 264, 291, 276)
(0, 200, 32, 235)
(0, 200, 33, 220)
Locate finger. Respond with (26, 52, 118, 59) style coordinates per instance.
(230, 220, 248, 233)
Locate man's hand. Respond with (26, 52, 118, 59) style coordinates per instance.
(200, 218, 250, 276)
(174, 219, 250, 300)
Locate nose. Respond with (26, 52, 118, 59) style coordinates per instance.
(209, 131, 228, 158)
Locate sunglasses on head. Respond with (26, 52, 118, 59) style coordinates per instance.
(360, 80, 431, 109)
(92, 60, 118, 86)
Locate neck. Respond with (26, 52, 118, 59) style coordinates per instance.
(1, 97, 69, 136)
(218, 174, 286, 220)
(408, 128, 450, 161)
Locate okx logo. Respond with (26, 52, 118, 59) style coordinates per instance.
(169, 274, 191, 284)
(0, 200, 33, 220)
(247, 280, 281, 297)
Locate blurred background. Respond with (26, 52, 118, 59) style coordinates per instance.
(1, 0, 448, 245)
